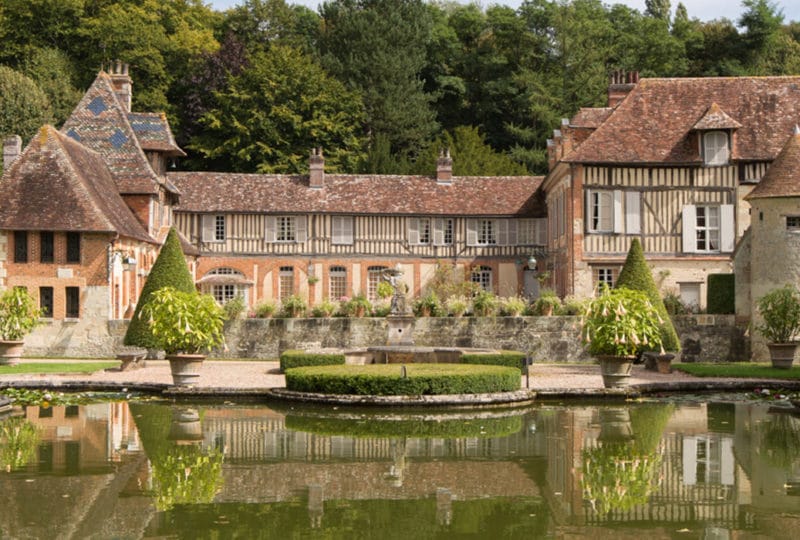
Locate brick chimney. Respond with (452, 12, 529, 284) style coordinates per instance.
(608, 69, 639, 108)
(436, 149, 453, 184)
(309, 147, 324, 188)
(3, 135, 22, 172)
(108, 60, 132, 112)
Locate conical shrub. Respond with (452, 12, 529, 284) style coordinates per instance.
(123, 228, 196, 349)
(615, 238, 681, 352)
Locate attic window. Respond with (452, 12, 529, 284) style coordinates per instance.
(703, 131, 729, 166)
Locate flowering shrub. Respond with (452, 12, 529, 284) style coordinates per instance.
(580, 286, 663, 357)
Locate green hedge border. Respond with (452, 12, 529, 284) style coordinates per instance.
(707, 274, 735, 314)
(285, 364, 521, 395)
(279, 350, 345, 372)
(460, 352, 525, 370)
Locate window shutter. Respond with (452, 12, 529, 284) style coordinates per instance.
(585, 190, 592, 232)
(296, 216, 307, 243)
(202, 215, 215, 242)
(466, 219, 478, 246)
(682, 205, 697, 253)
(507, 220, 518, 246)
(332, 216, 342, 244)
(720, 204, 735, 252)
(613, 190, 624, 233)
(625, 191, 641, 234)
(343, 216, 354, 245)
(496, 220, 508, 245)
(536, 218, 547, 245)
(265, 216, 277, 243)
(408, 217, 420, 245)
(433, 218, 445, 246)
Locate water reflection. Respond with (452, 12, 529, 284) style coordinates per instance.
(1, 397, 800, 537)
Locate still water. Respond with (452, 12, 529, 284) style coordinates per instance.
(1, 396, 799, 539)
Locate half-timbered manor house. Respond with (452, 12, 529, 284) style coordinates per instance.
(544, 71, 800, 310)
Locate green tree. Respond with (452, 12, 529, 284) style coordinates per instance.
(645, 0, 671, 21)
(0, 65, 52, 142)
(21, 47, 82, 126)
(614, 238, 681, 353)
(189, 45, 366, 173)
(319, 0, 437, 161)
(0, 0, 84, 64)
(124, 228, 196, 350)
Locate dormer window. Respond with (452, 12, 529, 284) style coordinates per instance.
(703, 131, 729, 166)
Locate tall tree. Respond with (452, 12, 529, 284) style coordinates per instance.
(645, 0, 671, 22)
(21, 47, 82, 127)
(0, 66, 52, 142)
(412, 126, 529, 176)
(318, 0, 438, 161)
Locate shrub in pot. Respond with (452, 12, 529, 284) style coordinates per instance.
(755, 284, 800, 368)
(412, 291, 442, 317)
(280, 294, 307, 318)
(140, 287, 226, 386)
(0, 287, 41, 365)
(445, 296, 468, 317)
(471, 290, 497, 317)
(580, 286, 663, 388)
(311, 298, 337, 318)
(499, 296, 526, 317)
(531, 289, 561, 316)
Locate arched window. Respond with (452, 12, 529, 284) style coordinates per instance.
(329, 266, 347, 300)
(279, 266, 294, 301)
(199, 267, 250, 304)
(471, 265, 492, 292)
(367, 266, 388, 302)
(703, 131, 729, 165)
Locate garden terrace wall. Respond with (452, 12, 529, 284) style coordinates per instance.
(21, 316, 747, 363)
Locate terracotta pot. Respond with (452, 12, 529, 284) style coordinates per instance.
(767, 343, 798, 369)
(596, 355, 635, 388)
(0, 340, 24, 366)
(656, 353, 675, 374)
(166, 354, 206, 386)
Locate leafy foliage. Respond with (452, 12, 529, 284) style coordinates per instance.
(140, 287, 226, 355)
(151, 444, 224, 511)
(0, 417, 41, 471)
(0, 287, 41, 341)
(756, 285, 800, 343)
(279, 349, 345, 372)
(707, 274, 735, 314)
(0, 66, 52, 142)
(124, 228, 196, 349)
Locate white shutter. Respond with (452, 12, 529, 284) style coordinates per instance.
(497, 220, 508, 245)
(332, 216, 343, 244)
(507, 220, 518, 246)
(201, 215, 215, 242)
(296, 216, 307, 243)
(683, 437, 698, 485)
(625, 191, 641, 234)
(613, 190, 624, 233)
(466, 219, 478, 246)
(433, 218, 445, 246)
(343, 216, 354, 245)
(720, 204, 735, 252)
(265, 216, 277, 243)
(585, 190, 593, 232)
(408, 218, 420, 245)
(682, 205, 697, 253)
(536, 218, 547, 245)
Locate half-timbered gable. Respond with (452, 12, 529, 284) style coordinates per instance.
(545, 72, 800, 308)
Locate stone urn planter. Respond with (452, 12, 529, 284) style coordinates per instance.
(756, 286, 800, 369)
(597, 355, 636, 388)
(597, 408, 634, 442)
(767, 343, 798, 370)
(0, 340, 24, 366)
(0, 288, 41, 366)
(168, 407, 203, 443)
(643, 352, 676, 374)
(166, 354, 206, 386)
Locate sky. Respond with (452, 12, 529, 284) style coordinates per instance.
(208, 0, 800, 24)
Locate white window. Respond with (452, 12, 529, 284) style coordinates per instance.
(518, 219, 547, 245)
(682, 204, 734, 253)
(201, 214, 225, 243)
(329, 266, 347, 300)
(586, 190, 622, 233)
(265, 216, 307, 243)
(471, 266, 492, 291)
(212, 284, 237, 304)
(433, 218, 454, 245)
(478, 219, 496, 245)
(367, 266, 388, 302)
(595, 268, 617, 289)
(203, 268, 248, 304)
(408, 218, 431, 245)
(332, 216, 354, 245)
(279, 266, 294, 301)
(703, 131, 729, 166)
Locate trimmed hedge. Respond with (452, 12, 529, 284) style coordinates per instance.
(707, 273, 735, 314)
(460, 351, 525, 370)
(285, 364, 521, 395)
(279, 350, 345, 372)
(285, 413, 523, 439)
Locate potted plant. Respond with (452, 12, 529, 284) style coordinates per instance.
(471, 290, 498, 317)
(412, 291, 442, 317)
(755, 285, 800, 369)
(499, 296, 527, 317)
(580, 286, 663, 388)
(140, 287, 226, 386)
(531, 289, 561, 316)
(343, 294, 371, 318)
(0, 288, 41, 365)
(280, 294, 307, 318)
(311, 298, 337, 318)
(445, 296, 468, 318)
(252, 300, 277, 319)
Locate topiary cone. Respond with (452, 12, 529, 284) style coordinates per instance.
(615, 238, 681, 353)
(123, 228, 196, 349)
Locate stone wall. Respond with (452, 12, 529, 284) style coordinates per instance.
(22, 315, 748, 363)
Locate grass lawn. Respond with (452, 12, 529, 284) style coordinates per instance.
(673, 362, 800, 379)
(0, 362, 118, 375)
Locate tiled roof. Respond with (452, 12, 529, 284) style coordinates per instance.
(692, 102, 742, 130)
(169, 173, 545, 216)
(566, 77, 800, 164)
(154, 225, 200, 257)
(0, 126, 154, 243)
(127, 112, 186, 156)
(60, 72, 175, 195)
(569, 107, 614, 128)
(746, 132, 800, 199)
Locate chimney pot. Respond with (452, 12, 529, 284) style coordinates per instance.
(436, 147, 453, 184)
(309, 147, 325, 188)
(108, 60, 133, 112)
(3, 135, 22, 173)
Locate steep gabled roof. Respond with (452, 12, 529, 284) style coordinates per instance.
(746, 131, 800, 199)
(60, 71, 172, 195)
(0, 126, 154, 243)
(127, 112, 186, 156)
(169, 173, 545, 217)
(569, 107, 614, 129)
(692, 102, 742, 130)
(566, 77, 800, 164)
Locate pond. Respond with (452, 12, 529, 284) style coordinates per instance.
(0, 395, 798, 538)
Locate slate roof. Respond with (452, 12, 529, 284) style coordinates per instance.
(566, 77, 800, 164)
(169, 173, 545, 217)
(127, 112, 185, 156)
(60, 72, 178, 195)
(746, 132, 800, 199)
(0, 126, 154, 243)
(569, 107, 614, 128)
